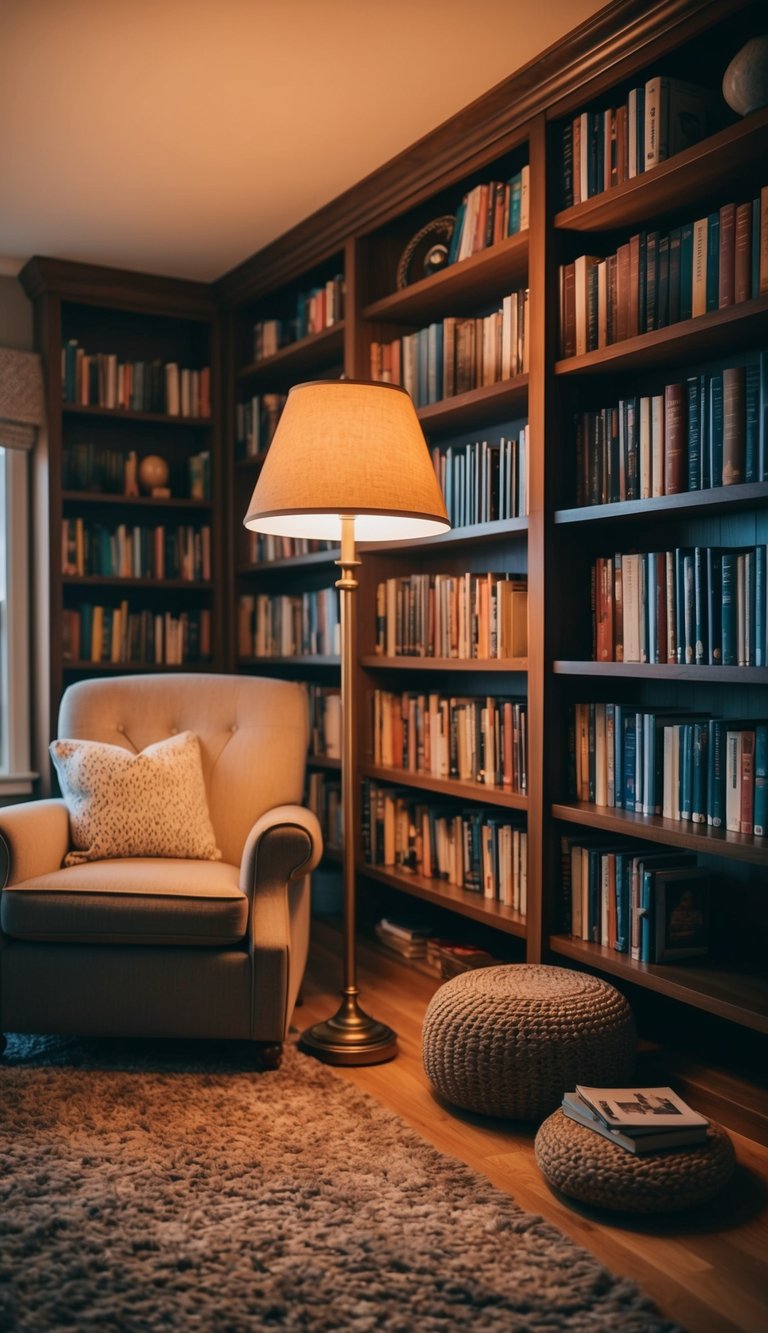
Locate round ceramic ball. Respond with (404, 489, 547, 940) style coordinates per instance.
(138, 454, 170, 493)
(722, 35, 768, 116)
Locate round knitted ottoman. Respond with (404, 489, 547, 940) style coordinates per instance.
(535, 1108, 736, 1213)
(421, 965, 636, 1120)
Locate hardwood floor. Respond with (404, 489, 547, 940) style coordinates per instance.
(295, 920, 768, 1333)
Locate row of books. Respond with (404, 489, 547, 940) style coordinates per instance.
(559, 187, 768, 357)
(306, 771, 342, 852)
(61, 603, 212, 666)
(561, 835, 712, 964)
(448, 166, 530, 262)
(570, 702, 768, 835)
(237, 589, 340, 659)
(235, 393, 286, 460)
(374, 572, 528, 660)
(251, 274, 345, 360)
(61, 342, 211, 418)
(560, 75, 723, 208)
(369, 288, 529, 405)
(431, 431, 528, 528)
(61, 519, 211, 583)
(574, 357, 768, 506)
(591, 545, 767, 667)
(63, 444, 211, 501)
(374, 918, 498, 980)
(562, 1085, 710, 1155)
(370, 688, 528, 794)
(362, 779, 528, 911)
(243, 533, 336, 566)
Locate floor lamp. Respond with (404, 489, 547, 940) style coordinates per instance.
(243, 379, 450, 1064)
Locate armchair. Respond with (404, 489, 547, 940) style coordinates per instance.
(0, 673, 322, 1065)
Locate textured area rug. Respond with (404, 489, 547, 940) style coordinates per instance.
(0, 1034, 677, 1331)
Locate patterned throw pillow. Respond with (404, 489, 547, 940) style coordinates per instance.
(50, 731, 222, 866)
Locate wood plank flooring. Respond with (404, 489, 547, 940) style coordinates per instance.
(294, 921, 768, 1333)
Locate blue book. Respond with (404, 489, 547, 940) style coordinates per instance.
(699, 373, 710, 490)
(625, 397, 639, 499)
(707, 548, 723, 665)
(706, 211, 720, 312)
(754, 723, 768, 837)
(508, 173, 522, 235)
(614, 851, 632, 952)
(745, 360, 760, 483)
(708, 718, 726, 827)
(679, 222, 694, 320)
(756, 545, 766, 667)
(640, 868, 654, 962)
(686, 375, 701, 490)
(657, 233, 669, 329)
(709, 371, 723, 490)
(694, 545, 708, 666)
(588, 846, 602, 942)
(613, 702, 624, 808)
(760, 349, 768, 481)
(668, 227, 682, 324)
(721, 552, 738, 665)
(680, 723, 693, 820)
(691, 719, 709, 824)
(448, 201, 466, 265)
(623, 710, 637, 810)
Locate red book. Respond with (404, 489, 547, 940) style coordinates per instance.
(734, 201, 753, 303)
(560, 263, 576, 358)
(628, 233, 641, 338)
(615, 104, 628, 184)
(613, 552, 624, 662)
(722, 365, 745, 485)
(595, 557, 614, 661)
(663, 382, 686, 493)
(718, 201, 736, 308)
(615, 242, 631, 343)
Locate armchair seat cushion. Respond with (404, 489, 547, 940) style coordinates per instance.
(1, 859, 247, 946)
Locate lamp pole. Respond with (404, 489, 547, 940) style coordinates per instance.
(298, 514, 398, 1064)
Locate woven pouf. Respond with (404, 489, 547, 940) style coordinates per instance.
(421, 964, 636, 1120)
(535, 1108, 736, 1213)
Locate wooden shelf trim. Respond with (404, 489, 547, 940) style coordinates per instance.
(62, 491, 212, 511)
(548, 934, 768, 1035)
(307, 755, 341, 771)
(361, 656, 528, 673)
(555, 482, 768, 525)
(236, 323, 345, 381)
(237, 549, 341, 575)
(362, 232, 529, 323)
(63, 660, 214, 674)
(62, 403, 212, 427)
(415, 375, 529, 433)
(62, 576, 213, 590)
(362, 517, 528, 554)
(238, 655, 341, 668)
(553, 660, 768, 684)
(360, 762, 528, 810)
(552, 801, 768, 866)
(359, 861, 527, 938)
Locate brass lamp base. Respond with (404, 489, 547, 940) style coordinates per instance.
(298, 992, 397, 1066)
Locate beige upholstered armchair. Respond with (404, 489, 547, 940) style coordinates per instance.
(0, 673, 322, 1065)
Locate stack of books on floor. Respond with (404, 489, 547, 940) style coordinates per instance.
(562, 1084, 710, 1154)
(374, 918, 498, 979)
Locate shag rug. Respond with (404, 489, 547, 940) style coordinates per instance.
(0, 1034, 677, 1332)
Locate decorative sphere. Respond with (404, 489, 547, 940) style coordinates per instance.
(722, 35, 768, 116)
(138, 454, 170, 493)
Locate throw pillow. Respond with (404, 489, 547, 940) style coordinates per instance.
(50, 731, 222, 866)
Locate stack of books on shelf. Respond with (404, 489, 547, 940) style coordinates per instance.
(251, 274, 344, 360)
(244, 533, 336, 565)
(562, 1085, 710, 1155)
(369, 288, 529, 406)
(431, 430, 529, 527)
(61, 342, 211, 417)
(61, 519, 211, 582)
(237, 589, 340, 659)
(560, 836, 711, 963)
(371, 687, 527, 794)
(560, 76, 724, 208)
(590, 543, 768, 666)
(374, 572, 527, 660)
(570, 702, 767, 835)
(373, 918, 498, 979)
(574, 352, 768, 505)
(559, 185, 768, 357)
(362, 779, 528, 911)
(61, 604, 211, 666)
(236, 392, 287, 460)
(449, 165, 530, 259)
(62, 444, 211, 502)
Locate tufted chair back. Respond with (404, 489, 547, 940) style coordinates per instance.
(58, 673, 310, 867)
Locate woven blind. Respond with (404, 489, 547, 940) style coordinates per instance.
(0, 347, 45, 450)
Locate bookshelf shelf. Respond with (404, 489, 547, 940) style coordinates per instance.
(62, 403, 212, 428)
(63, 660, 214, 674)
(363, 232, 529, 324)
(363, 517, 528, 554)
(548, 935, 768, 1035)
(361, 763, 528, 811)
(555, 296, 768, 377)
(307, 755, 341, 772)
(553, 802, 768, 866)
(62, 491, 212, 512)
(361, 656, 529, 673)
(62, 576, 214, 591)
(553, 661, 768, 684)
(359, 862, 527, 939)
(237, 549, 340, 576)
(555, 483, 768, 526)
(554, 106, 768, 236)
(415, 376, 529, 433)
(236, 323, 345, 383)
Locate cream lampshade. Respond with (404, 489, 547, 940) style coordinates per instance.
(244, 378, 449, 1065)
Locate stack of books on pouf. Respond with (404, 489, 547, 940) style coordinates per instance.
(562, 1084, 710, 1154)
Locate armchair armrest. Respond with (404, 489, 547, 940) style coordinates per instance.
(0, 799, 71, 888)
(239, 804, 323, 896)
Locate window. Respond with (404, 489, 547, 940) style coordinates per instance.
(0, 444, 34, 795)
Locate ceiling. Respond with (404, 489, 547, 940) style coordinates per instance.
(0, 0, 608, 285)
